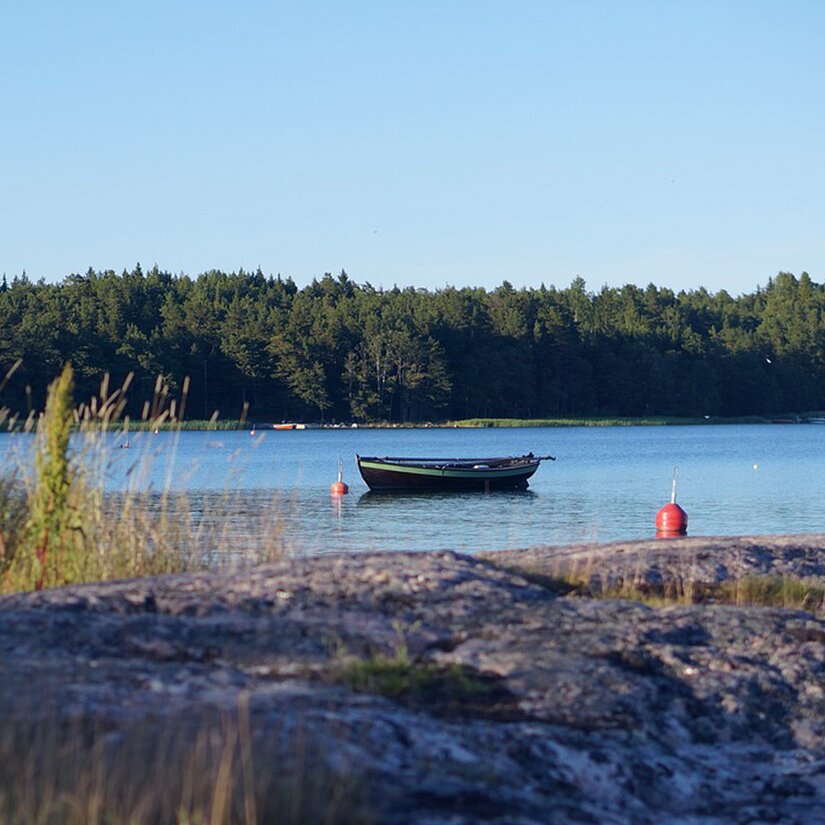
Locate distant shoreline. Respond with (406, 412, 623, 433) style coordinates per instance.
(182, 413, 820, 430)
(3, 413, 822, 433)
(89, 413, 825, 431)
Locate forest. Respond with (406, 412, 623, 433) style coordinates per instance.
(0, 266, 823, 423)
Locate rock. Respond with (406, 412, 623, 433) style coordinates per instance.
(0, 540, 824, 823)
(483, 534, 825, 596)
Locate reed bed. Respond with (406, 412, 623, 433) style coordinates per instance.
(0, 363, 285, 594)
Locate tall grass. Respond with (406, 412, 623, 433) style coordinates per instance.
(0, 365, 285, 593)
(718, 576, 825, 613)
(497, 559, 825, 617)
(0, 705, 373, 825)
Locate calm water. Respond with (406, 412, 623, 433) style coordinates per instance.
(2, 425, 824, 555)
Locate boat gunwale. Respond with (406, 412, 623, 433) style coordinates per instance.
(356, 453, 551, 470)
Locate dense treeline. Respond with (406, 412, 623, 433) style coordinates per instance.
(1, 266, 824, 422)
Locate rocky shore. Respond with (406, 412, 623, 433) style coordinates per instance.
(2, 536, 824, 824)
(483, 533, 825, 597)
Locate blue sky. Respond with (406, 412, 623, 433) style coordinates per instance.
(1, 1, 823, 295)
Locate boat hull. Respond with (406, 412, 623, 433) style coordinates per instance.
(356, 456, 541, 492)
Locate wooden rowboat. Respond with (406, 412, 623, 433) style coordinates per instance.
(356, 453, 555, 492)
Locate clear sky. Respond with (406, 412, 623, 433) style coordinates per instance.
(1, 1, 823, 295)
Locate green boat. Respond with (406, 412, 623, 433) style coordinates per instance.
(355, 453, 555, 492)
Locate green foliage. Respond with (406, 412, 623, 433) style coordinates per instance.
(338, 653, 431, 698)
(337, 653, 492, 702)
(335, 623, 493, 704)
(8, 364, 87, 590)
(4, 267, 825, 422)
(718, 576, 825, 614)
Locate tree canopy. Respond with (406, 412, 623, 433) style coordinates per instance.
(1, 266, 823, 422)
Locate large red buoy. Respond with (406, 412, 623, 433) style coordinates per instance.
(656, 502, 688, 535)
(656, 468, 687, 537)
(331, 458, 349, 496)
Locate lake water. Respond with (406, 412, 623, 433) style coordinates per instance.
(1, 425, 824, 555)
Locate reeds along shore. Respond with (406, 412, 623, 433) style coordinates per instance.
(0, 364, 286, 594)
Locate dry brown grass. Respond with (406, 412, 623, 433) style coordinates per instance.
(0, 704, 373, 825)
(499, 559, 825, 617)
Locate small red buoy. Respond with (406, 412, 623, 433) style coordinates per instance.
(656, 467, 687, 537)
(331, 458, 349, 496)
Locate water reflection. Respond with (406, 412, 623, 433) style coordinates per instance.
(356, 489, 537, 506)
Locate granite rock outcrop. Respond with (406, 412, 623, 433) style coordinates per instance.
(1, 539, 824, 823)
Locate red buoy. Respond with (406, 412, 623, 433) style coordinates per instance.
(331, 458, 349, 496)
(656, 467, 687, 537)
(656, 502, 688, 536)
